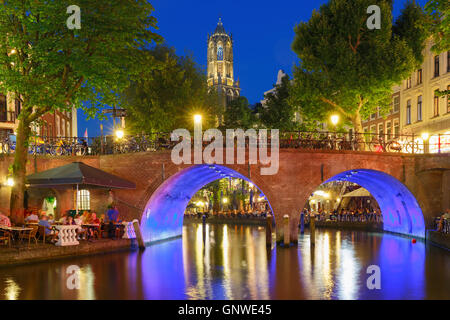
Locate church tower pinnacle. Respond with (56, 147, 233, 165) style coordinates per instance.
(207, 18, 240, 107)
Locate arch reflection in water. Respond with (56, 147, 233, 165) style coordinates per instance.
(325, 169, 425, 238)
(140, 165, 274, 243)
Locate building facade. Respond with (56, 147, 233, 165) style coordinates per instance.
(362, 85, 401, 140)
(399, 41, 450, 152)
(0, 92, 78, 140)
(207, 18, 240, 107)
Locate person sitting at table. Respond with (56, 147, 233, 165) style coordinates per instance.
(89, 213, 100, 225)
(65, 216, 76, 225)
(38, 215, 57, 243)
(25, 210, 39, 223)
(0, 211, 11, 227)
(59, 212, 68, 224)
(48, 214, 55, 224)
(73, 214, 87, 240)
(81, 211, 90, 224)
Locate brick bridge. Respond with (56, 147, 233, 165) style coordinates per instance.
(0, 150, 448, 243)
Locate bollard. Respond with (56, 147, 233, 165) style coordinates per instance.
(283, 215, 290, 247)
(266, 214, 273, 247)
(310, 214, 315, 246)
(132, 219, 146, 250)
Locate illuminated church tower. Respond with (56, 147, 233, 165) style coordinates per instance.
(207, 18, 240, 107)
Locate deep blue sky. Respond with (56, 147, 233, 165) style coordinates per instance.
(78, 0, 427, 137)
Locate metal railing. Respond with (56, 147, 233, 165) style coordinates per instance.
(0, 131, 449, 156)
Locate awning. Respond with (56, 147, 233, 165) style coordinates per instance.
(26, 162, 136, 189)
(342, 187, 371, 198)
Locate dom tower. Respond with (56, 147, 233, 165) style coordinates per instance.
(207, 18, 240, 107)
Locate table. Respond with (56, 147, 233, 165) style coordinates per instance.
(82, 224, 101, 240)
(0, 226, 33, 246)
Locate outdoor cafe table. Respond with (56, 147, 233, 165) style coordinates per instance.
(82, 224, 101, 240)
(0, 226, 33, 246)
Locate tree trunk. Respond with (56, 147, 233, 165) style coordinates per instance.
(351, 112, 365, 151)
(10, 118, 31, 225)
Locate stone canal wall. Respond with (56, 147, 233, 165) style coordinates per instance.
(0, 239, 133, 267)
(426, 231, 450, 250)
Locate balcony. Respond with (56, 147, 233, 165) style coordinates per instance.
(0, 111, 17, 123)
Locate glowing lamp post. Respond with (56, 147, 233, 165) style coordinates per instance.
(115, 129, 125, 140)
(194, 114, 202, 164)
(5, 177, 14, 187)
(421, 132, 429, 154)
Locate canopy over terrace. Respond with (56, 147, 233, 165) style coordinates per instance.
(26, 162, 136, 214)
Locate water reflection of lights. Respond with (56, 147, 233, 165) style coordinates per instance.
(4, 278, 21, 300)
(338, 245, 361, 300)
(222, 225, 233, 299)
(77, 265, 96, 300)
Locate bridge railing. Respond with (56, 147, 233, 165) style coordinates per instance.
(0, 131, 449, 156)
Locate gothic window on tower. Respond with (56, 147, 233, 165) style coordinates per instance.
(217, 46, 223, 61)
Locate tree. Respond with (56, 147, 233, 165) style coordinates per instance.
(0, 1, 161, 223)
(290, 0, 427, 134)
(259, 74, 300, 131)
(123, 45, 220, 133)
(223, 96, 256, 129)
(424, 0, 450, 53)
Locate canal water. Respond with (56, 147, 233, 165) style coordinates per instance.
(0, 223, 449, 300)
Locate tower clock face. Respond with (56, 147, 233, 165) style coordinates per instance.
(217, 46, 223, 61)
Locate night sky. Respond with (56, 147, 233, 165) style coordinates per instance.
(77, 0, 428, 137)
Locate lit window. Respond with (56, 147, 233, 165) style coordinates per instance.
(417, 95, 422, 121)
(433, 91, 439, 117)
(77, 189, 90, 210)
(406, 100, 411, 124)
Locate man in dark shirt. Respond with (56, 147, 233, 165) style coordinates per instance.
(107, 205, 119, 239)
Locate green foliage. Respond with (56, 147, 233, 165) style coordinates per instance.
(223, 96, 256, 129)
(123, 45, 220, 133)
(290, 0, 427, 132)
(259, 75, 300, 131)
(0, 0, 161, 121)
(424, 0, 450, 53)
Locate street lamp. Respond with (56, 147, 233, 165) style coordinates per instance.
(5, 177, 14, 187)
(194, 114, 202, 124)
(115, 129, 124, 140)
(222, 197, 228, 204)
(421, 132, 429, 141)
(421, 132, 430, 154)
(331, 114, 339, 127)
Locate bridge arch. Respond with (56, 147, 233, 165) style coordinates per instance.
(321, 169, 425, 238)
(139, 164, 274, 244)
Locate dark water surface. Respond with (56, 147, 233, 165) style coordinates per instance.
(0, 223, 448, 300)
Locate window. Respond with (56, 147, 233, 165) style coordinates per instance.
(417, 95, 422, 121)
(393, 96, 400, 113)
(217, 46, 223, 61)
(378, 123, 384, 138)
(386, 122, 392, 140)
(61, 119, 65, 137)
(77, 189, 90, 210)
(406, 77, 412, 89)
(370, 112, 376, 120)
(0, 94, 6, 122)
(370, 125, 376, 134)
(434, 55, 440, 77)
(448, 85, 450, 113)
(14, 99, 21, 117)
(56, 115, 60, 137)
(417, 69, 422, 84)
(433, 91, 439, 117)
(447, 51, 450, 73)
(394, 120, 400, 138)
(406, 100, 411, 124)
(66, 121, 71, 138)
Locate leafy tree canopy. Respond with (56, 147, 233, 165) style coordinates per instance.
(424, 0, 450, 53)
(259, 75, 300, 131)
(0, 0, 161, 222)
(123, 45, 220, 133)
(223, 96, 256, 129)
(290, 0, 427, 133)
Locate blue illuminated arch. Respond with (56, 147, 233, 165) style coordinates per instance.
(140, 165, 274, 244)
(324, 169, 425, 238)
